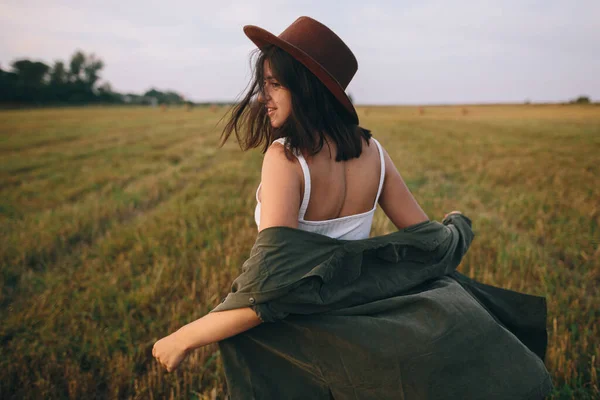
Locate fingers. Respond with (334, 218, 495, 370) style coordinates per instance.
(152, 341, 177, 373)
(154, 355, 170, 372)
(155, 356, 167, 371)
(152, 344, 165, 370)
(444, 210, 462, 218)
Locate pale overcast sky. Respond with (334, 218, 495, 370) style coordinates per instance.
(1, 0, 598, 104)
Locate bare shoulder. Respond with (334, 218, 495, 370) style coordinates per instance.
(262, 141, 300, 180)
(258, 142, 302, 231)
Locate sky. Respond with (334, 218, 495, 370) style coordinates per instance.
(1, 0, 599, 105)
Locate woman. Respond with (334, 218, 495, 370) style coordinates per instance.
(152, 18, 552, 399)
(152, 16, 461, 371)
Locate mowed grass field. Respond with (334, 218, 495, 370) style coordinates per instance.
(0, 104, 598, 399)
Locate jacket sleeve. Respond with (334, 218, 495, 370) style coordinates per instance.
(441, 213, 475, 268)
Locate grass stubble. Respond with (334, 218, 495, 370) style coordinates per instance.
(0, 104, 598, 399)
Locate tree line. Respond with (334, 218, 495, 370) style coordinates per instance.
(0, 50, 188, 107)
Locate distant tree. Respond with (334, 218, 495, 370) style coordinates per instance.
(10, 59, 50, 102)
(11, 59, 50, 86)
(143, 88, 185, 105)
(64, 50, 105, 102)
(96, 82, 123, 103)
(69, 51, 86, 82)
(571, 95, 591, 104)
(0, 65, 18, 102)
(47, 61, 69, 102)
(97, 82, 112, 93)
(83, 53, 104, 90)
(144, 88, 162, 99)
(49, 61, 68, 85)
(163, 90, 184, 104)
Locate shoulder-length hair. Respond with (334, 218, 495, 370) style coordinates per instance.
(219, 44, 372, 162)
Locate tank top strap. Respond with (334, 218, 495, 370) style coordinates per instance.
(272, 138, 311, 220)
(371, 138, 386, 207)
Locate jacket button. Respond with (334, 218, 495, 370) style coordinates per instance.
(249, 297, 255, 304)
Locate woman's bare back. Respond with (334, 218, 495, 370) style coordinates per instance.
(300, 135, 382, 221)
(259, 135, 429, 229)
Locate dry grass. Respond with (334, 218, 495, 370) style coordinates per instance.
(0, 104, 598, 399)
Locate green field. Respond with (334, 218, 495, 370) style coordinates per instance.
(1, 105, 598, 399)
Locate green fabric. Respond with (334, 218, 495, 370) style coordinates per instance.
(210, 214, 553, 399)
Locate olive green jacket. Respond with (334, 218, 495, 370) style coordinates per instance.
(210, 214, 553, 399)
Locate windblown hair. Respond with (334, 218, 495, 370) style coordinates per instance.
(219, 45, 372, 161)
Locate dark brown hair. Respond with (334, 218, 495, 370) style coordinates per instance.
(219, 45, 372, 161)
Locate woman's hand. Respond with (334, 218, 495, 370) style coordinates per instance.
(444, 210, 462, 219)
(152, 331, 190, 373)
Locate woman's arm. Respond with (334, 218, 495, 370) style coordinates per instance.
(153, 307, 262, 372)
(176, 307, 263, 351)
(155, 141, 300, 371)
(377, 145, 429, 229)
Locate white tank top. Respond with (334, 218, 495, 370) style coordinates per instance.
(254, 137, 385, 240)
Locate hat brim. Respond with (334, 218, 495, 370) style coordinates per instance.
(243, 25, 359, 124)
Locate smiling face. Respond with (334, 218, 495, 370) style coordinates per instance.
(257, 59, 292, 128)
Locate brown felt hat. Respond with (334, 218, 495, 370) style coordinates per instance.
(243, 16, 359, 124)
